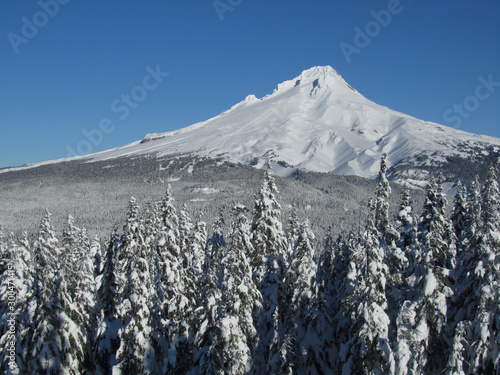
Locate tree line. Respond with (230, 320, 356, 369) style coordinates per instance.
(0, 157, 499, 374)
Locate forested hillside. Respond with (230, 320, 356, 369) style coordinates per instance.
(1, 157, 499, 374)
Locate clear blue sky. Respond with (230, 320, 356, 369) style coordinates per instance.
(1, 0, 499, 168)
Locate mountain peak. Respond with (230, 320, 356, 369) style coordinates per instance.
(299, 65, 339, 80)
(271, 65, 357, 98)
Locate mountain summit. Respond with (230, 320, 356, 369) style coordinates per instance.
(9, 66, 500, 182)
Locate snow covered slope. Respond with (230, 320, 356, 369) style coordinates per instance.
(5, 66, 500, 179)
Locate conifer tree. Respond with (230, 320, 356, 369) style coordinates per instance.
(451, 181, 470, 252)
(217, 205, 261, 374)
(418, 176, 457, 269)
(0, 233, 31, 373)
(466, 175, 483, 248)
(465, 161, 500, 373)
(373, 154, 399, 246)
(398, 177, 456, 374)
(285, 220, 318, 372)
(345, 216, 395, 375)
(250, 165, 288, 374)
(117, 197, 140, 289)
(92, 235, 103, 279)
(189, 220, 207, 275)
(60, 215, 95, 373)
(193, 259, 224, 375)
(396, 184, 417, 252)
(285, 206, 300, 268)
(156, 185, 195, 373)
(179, 204, 194, 267)
(94, 233, 121, 375)
(207, 209, 226, 273)
(312, 229, 349, 372)
(479, 161, 500, 253)
(251, 165, 287, 286)
(116, 215, 156, 374)
(23, 210, 66, 373)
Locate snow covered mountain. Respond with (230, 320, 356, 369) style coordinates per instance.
(6, 66, 500, 181)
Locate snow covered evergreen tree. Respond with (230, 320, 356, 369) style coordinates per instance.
(207, 209, 226, 274)
(117, 197, 140, 290)
(251, 164, 287, 286)
(59, 215, 95, 372)
(371, 156, 406, 299)
(284, 220, 318, 373)
(94, 233, 122, 375)
(215, 205, 261, 374)
(22, 210, 70, 373)
(373, 154, 399, 248)
(396, 184, 417, 254)
(343, 215, 395, 375)
(479, 161, 500, 253)
(156, 185, 196, 373)
(313, 229, 352, 372)
(192, 259, 224, 375)
(397, 177, 456, 374)
(285, 206, 300, 268)
(179, 204, 194, 268)
(112, 199, 157, 374)
(250, 165, 288, 374)
(464, 161, 500, 373)
(0, 232, 31, 373)
(451, 181, 470, 253)
(189, 219, 207, 275)
(418, 175, 457, 269)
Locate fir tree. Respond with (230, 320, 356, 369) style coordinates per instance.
(285, 206, 300, 268)
(396, 184, 417, 253)
(94, 233, 121, 375)
(250, 165, 288, 374)
(347, 217, 395, 375)
(117, 197, 140, 289)
(179, 204, 194, 268)
(285, 220, 318, 373)
(60, 215, 95, 373)
(22, 210, 68, 374)
(464, 161, 500, 373)
(116, 215, 156, 374)
(418, 176, 457, 269)
(251, 165, 287, 287)
(451, 181, 470, 252)
(189, 219, 208, 275)
(193, 262, 224, 375)
(479, 161, 500, 253)
(0, 233, 31, 373)
(207, 209, 226, 273)
(374, 154, 399, 247)
(465, 175, 483, 250)
(156, 185, 195, 373)
(217, 205, 261, 374)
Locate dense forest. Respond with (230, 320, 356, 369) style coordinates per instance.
(1, 156, 499, 374)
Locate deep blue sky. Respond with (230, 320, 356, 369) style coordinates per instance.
(1, 0, 499, 168)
